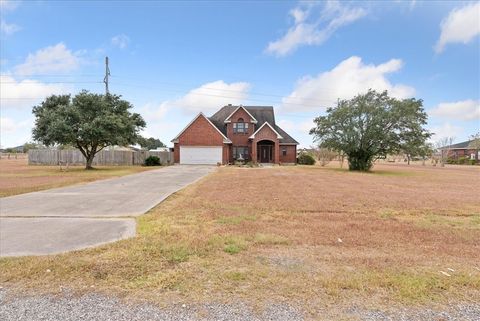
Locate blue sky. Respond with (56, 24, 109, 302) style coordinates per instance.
(1, 0, 479, 148)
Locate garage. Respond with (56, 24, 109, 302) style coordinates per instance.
(180, 146, 222, 165)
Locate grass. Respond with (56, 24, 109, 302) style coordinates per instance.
(1, 162, 479, 316)
(0, 158, 155, 197)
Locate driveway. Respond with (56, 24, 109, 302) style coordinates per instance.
(0, 165, 215, 257)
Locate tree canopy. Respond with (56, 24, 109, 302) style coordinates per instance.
(32, 91, 146, 169)
(310, 90, 431, 171)
(138, 136, 166, 150)
(468, 132, 480, 150)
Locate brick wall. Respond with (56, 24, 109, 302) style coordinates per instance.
(279, 145, 297, 163)
(251, 124, 279, 164)
(226, 109, 254, 142)
(173, 114, 227, 163)
(177, 115, 225, 146)
(226, 108, 255, 162)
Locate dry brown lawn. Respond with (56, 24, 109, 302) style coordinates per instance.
(0, 158, 155, 197)
(1, 163, 479, 318)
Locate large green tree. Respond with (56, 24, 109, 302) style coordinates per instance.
(310, 90, 431, 171)
(32, 91, 146, 169)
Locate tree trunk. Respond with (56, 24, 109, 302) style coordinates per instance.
(348, 153, 373, 171)
(85, 154, 95, 170)
(407, 155, 411, 165)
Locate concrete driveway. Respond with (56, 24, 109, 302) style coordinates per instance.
(0, 165, 215, 257)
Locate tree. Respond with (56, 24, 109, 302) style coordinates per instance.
(32, 91, 146, 169)
(417, 142, 435, 166)
(23, 142, 40, 153)
(310, 90, 431, 171)
(401, 129, 432, 165)
(468, 132, 480, 151)
(311, 146, 337, 166)
(138, 136, 166, 150)
(435, 136, 455, 167)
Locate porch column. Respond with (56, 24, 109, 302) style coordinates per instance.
(274, 141, 280, 164)
(251, 139, 257, 163)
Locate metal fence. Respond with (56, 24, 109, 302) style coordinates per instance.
(0, 152, 28, 159)
(28, 149, 173, 166)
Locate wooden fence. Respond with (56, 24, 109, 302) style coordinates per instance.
(28, 149, 173, 166)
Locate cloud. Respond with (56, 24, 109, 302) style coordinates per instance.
(0, 75, 70, 109)
(430, 122, 464, 142)
(111, 34, 130, 49)
(162, 80, 251, 114)
(0, 117, 33, 148)
(14, 43, 81, 76)
(1, 20, 20, 35)
(266, 1, 367, 56)
(429, 99, 480, 121)
(0, 0, 19, 11)
(0, 117, 17, 133)
(435, 2, 480, 53)
(281, 56, 415, 112)
(140, 102, 169, 122)
(0, 0, 21, 36)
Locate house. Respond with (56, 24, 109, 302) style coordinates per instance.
(441, 139, 480, 162)
(171, 104, 298, 164)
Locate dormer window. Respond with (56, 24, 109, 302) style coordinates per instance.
(233, 118, 248, 133)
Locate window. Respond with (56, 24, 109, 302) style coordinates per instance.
(282, 148, 287, 156)
(233, 146, 249, 160)
(233, 118, 248, 133)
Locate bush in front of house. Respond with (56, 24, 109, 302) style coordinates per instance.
(144, 155, 161, 166)
(446, 158, 456, 164)
(444, 157, 477, 165)
(457, 156, 467, 165)
(297, 153, 316, 165)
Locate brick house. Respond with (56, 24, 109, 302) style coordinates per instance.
(171, 105, 298, 164)
(441, 139, 480, 163)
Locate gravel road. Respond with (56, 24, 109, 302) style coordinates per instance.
(1, 289, 479, 321)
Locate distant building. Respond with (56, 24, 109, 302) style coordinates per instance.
(149, 147, 169, 152)
(440, 139, 479, 162)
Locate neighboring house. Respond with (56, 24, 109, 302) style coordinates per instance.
(441, 139, 480, 162)
(149, 147, 170, 152)
(171, 104, 298, 164)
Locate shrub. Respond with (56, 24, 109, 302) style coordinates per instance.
(297, 153, 316, 165)
(313, 148, 337, 166)
(446, 158, 456, 164)
(457, 156, 467, 165)
(469, 159, 476, 165)
(144, 155, 161, 166)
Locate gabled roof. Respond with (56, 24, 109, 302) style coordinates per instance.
(441, 139, 476, 150)
(171, 112, 232, 143)
(249, 121, 283, 139)
(209, 105, 299, 144)
(224, 105, 258, 124)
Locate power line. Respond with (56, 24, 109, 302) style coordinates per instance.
(1, 74, 103, 77)
(110, 81, 334, 108)
(110, 75, 337, 100)
(0, 81, 103, 84)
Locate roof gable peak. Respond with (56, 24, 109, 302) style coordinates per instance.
(249, 121, 283, 139)
(171, 112, 232, 143)
(224, 105, 258, 124)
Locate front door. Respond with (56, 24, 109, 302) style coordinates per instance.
(259, 145, 272, 163)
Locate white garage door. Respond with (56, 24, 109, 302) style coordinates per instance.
(180, 146, 222, 165)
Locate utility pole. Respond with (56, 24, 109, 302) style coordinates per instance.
(103, 56, 110, 95)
